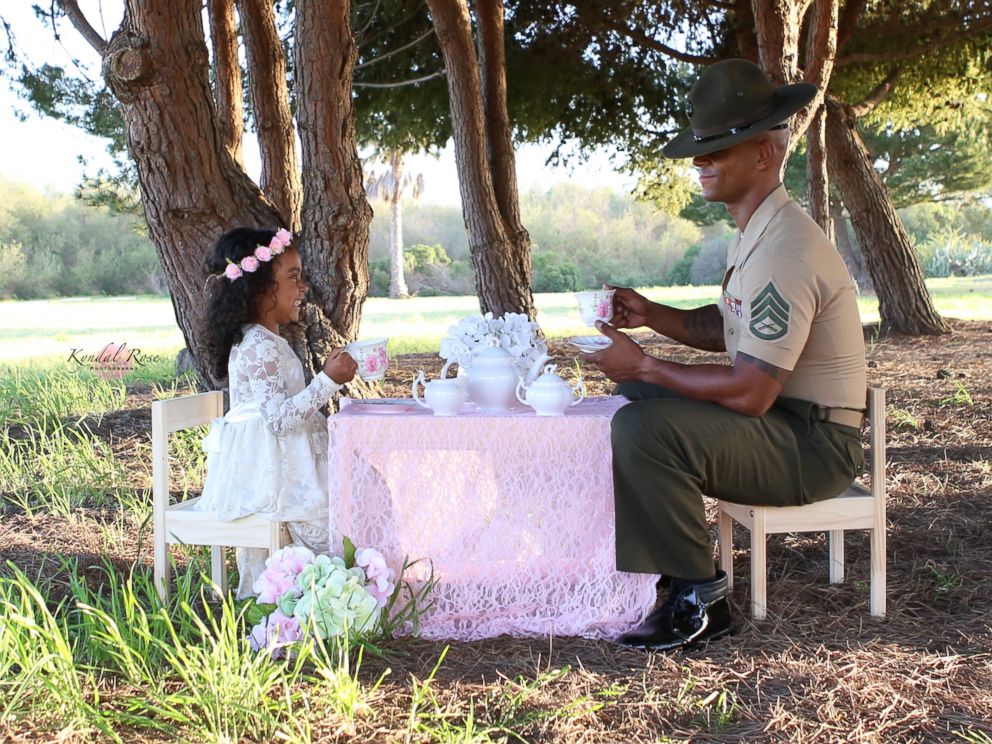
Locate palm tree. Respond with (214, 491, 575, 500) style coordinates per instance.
(365, 149, 425, 298)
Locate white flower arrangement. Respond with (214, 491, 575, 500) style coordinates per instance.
(439, 312, 548, 376)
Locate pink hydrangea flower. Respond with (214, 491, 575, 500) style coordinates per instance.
(355, 547, 395, 608)
(253, 545, 314, 603)
(248, 609, 304, 656)
(254, 245, 273, 262)
(241, 256, 260, 273)
(225, 262, 243, 281)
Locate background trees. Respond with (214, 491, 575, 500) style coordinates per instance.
(5, 1, 371, 388)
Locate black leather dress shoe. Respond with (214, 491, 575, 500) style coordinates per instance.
(617, 570, 731, 651)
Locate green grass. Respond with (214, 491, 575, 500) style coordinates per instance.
(2, 275, 990, 365)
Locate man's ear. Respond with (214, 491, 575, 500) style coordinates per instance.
(754, 137, 776, 172)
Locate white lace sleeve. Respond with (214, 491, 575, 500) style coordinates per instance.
(239, 333, 340, 436)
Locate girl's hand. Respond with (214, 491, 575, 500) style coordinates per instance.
(324, 348, 358, 384)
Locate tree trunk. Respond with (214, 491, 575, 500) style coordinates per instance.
(101, 0, 280, 388)
(427, 0, 536, 319)
(238, 0, 302, 230)
(824, 96, 949, 334)
(206, 0, 244, 167)
(806, 104, 831, 237)
(476, 0, 532, 272)
(388, 151, 410, 299)
(831, 198, 870, 288)
(294, 0, 373, 377)
(803, 0, 837, 234)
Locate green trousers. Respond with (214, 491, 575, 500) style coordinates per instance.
(611, 382, 864, 580)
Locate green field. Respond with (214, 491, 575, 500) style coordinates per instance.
(3, 276, 990, 365)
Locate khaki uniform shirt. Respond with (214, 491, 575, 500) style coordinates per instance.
(719, 184, 866, 410)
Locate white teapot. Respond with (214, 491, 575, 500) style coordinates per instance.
(466, 340, 545, 413)
(412, 360, 466, 416)
(515, 363, 586, 416)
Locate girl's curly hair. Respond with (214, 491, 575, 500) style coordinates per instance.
(204, 227, 285, 381)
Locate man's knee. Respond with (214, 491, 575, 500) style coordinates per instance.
(612, 400, 678, 453)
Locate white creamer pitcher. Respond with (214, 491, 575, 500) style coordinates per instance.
(412, 359, 466, 416)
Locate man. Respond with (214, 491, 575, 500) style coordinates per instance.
(587, 59, 867, 651)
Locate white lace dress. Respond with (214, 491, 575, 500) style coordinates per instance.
(196, 323, 341, 597)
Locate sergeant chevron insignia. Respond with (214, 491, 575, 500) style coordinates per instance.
(749, 281, 790, 340)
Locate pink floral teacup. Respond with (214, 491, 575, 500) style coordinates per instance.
(574, 290, 615, 327)
(344, 337, 389, 381)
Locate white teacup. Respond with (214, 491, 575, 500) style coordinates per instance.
(575, 289, 615, 326)
(344, 337, 389, 381)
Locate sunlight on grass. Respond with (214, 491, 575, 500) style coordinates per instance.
(1, 276, 990, 364)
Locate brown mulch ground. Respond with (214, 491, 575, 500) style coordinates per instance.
(2, 320, 991, 741)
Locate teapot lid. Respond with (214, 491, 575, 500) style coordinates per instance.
(532, 364, 568, 385)
(474, 341, 514, 362)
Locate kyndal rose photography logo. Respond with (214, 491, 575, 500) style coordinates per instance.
(67, 342, 166, 380)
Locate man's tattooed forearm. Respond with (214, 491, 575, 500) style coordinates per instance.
(683, 305, 726, 351)
(737, 352, 792, 383)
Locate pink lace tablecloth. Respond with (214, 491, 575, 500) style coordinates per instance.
(327, 395, 656, 641)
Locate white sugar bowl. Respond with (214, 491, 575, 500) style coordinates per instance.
(515, 364, 586, 416)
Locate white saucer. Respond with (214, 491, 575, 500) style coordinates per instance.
(568, 335, 612, 353)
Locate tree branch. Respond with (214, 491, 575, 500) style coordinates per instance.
(357, 1, 427, 50)
(598, 16, 718, 65)
(804, 0, 838, 92)
(355, 0, 383, 40)
(836, 0, 865, 53)
(56, 0, 107, 56)
(355, 26, 435, 69)
(837, 18, 992, 66)
(353, 70, 446, 88)
(849, 65, 901, 118)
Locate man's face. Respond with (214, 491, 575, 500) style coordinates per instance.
(691, 138, 763, 206)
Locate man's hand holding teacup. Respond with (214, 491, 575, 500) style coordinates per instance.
(604, 283, 656, 331)
(585, 321, 646, 383)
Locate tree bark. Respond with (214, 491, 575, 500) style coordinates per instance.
(100, 0, 280, 388)
(803, 0, 837, 234)
(806, 103, 831, 237)
(294, 0, 373, 376)
(388, 150, 410, 298)
(824, 96, 949, 334)
(238, 0, 302, 231)
(207, 0, 244, 167)
(475, 0, 528, 247)
(831, 197, 870, 288)
(427, 0, 536, 319)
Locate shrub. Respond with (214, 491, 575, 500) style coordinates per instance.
(532, 251, 579, 292)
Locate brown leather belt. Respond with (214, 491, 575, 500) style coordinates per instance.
(816, 406, 865, 429)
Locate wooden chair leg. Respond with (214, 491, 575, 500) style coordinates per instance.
(269, 521, 285, 556)
(211, 545, 227, 597)
(718, 506, 734, 590)
(154, 541, 170, 604)
(750, 508, 767, 620)
(870, 526, 886, 617)
(828, 530, 845, 584)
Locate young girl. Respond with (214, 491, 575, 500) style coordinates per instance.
(198, 227, 357, 597)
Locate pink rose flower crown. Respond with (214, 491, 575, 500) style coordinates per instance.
(223, 228, 293, 281)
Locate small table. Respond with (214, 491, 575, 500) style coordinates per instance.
(327, 396, 655, 641)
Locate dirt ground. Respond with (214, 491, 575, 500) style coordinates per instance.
(2, 320, 991, 741)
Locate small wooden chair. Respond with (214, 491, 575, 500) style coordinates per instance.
(152, 391, 288, 602)
(717, 387, 886, 620)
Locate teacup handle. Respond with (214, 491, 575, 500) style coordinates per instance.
(412, 371, 429, 409)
